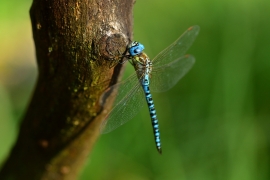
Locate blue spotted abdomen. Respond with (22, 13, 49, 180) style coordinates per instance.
(142, 85, 162, 154)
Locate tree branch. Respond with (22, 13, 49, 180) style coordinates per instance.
(0, 0, 134, 179)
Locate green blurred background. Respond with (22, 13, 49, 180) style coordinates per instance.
(1, 0, 270, 179)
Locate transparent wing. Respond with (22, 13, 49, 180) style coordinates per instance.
(152, 25, 200, 68)
(101, 73, 146, 134)
(150, 55, 195, 92)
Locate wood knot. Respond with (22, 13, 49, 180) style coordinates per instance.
(98, 33, 128, 60)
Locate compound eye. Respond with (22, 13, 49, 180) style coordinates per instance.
(134, 48, 141, 54)
(129, 42, 145, 56)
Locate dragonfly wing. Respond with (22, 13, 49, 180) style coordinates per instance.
(152, 25, 199, 67)
(101, 74, 146, 134)
(150, 55, 195, 92)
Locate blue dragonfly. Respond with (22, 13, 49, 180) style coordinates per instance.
(101, 26, 200, 154)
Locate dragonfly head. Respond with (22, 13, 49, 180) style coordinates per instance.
(128, 41, 144, 56)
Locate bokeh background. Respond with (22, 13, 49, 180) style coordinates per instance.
(1, 0, 270, 179)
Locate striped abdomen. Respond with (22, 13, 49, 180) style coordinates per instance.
(142, 85, 162, 154)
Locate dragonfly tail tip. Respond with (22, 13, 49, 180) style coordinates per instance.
(157, 148, 162, 154)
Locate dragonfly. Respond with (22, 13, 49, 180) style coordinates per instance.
(101, 25, 200, 154)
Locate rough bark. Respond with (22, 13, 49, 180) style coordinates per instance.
(0, 0, 134, 179)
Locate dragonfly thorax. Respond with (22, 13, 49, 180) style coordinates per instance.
(130, 52, 153, 85)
